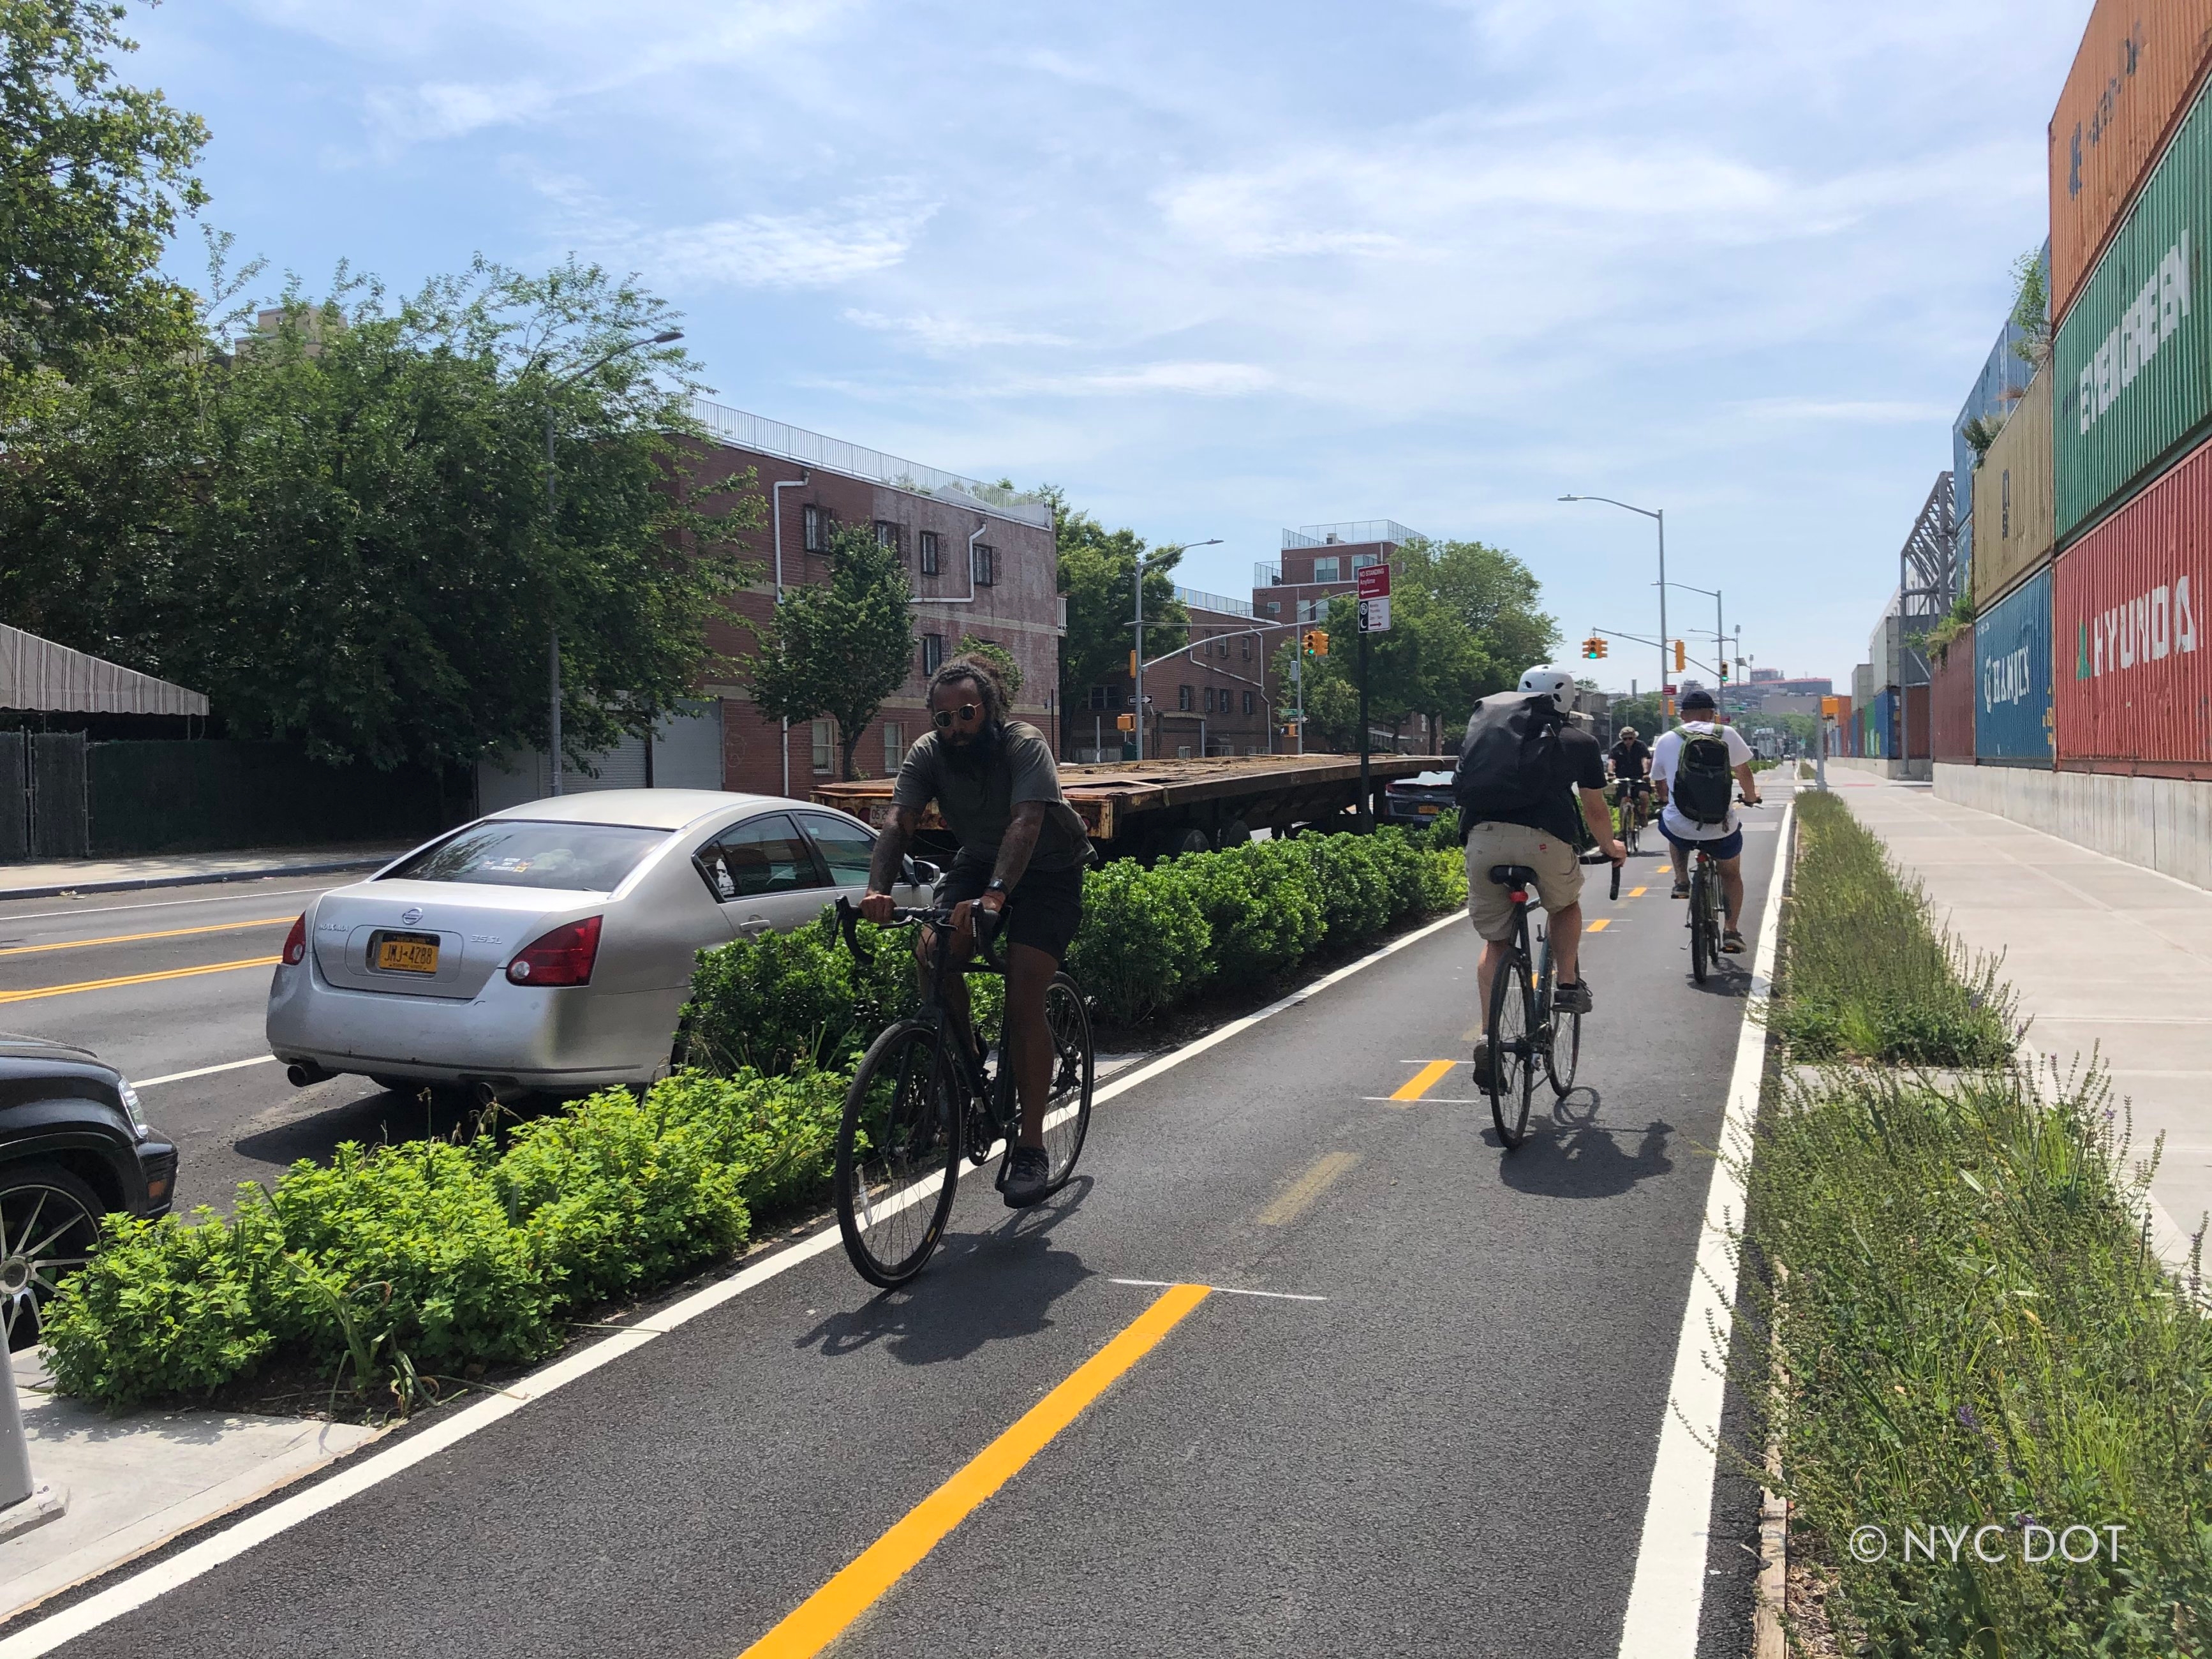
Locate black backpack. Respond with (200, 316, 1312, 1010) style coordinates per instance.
(1452, 693, 1564, 840)
(1670, 725, 1735, 825)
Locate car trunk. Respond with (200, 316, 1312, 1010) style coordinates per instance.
(309, 882, 588, 1000)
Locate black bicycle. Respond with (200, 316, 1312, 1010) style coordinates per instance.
(1481, 850, 1619, 1147)
(1684, 796, 1760, 985)
(1614, 780, 1651, 856)
(830, 896, 1094, 1288)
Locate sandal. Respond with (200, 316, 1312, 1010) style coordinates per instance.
(1721, 928, 1745, 954)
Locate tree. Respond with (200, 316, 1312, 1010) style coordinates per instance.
(747, 521, 914, 780)
(958, 634, 1021, 699)
(1048, 492, 1187, 745)
(0, 0, 209, 381)
(0, 256, 757, 770)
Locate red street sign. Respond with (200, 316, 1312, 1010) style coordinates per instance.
(1664, 683, 1678, 694)
(1356, 563, 1390, 600)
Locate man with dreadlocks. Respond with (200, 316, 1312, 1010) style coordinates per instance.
(862, 653, 1090, 1207)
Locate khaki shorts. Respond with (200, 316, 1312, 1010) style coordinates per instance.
(1462, 822, 1584, 942)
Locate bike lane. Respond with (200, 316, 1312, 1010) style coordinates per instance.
(10, 814, 1783, 1659)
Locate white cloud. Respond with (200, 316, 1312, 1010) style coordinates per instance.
(364, 79, 552, 145)
(843, 310, 1073, 352)
(641, 197, 939, 289)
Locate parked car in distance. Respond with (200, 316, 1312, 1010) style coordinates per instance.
(267, 790, 932, 1104)
(2, 1034, 176, 1350)
(1384, 769, 1455, 826)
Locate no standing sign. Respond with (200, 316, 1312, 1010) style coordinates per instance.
(1356, 563, 1391, 633)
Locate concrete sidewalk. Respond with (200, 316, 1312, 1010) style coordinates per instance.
(0, 844, 412, 902)
(1830, 775, 2209, 1273)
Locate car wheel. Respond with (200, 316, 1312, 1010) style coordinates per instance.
(1, 1163, 106, 1353)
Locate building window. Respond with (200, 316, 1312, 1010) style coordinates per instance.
(883, 721, 903, 774)
(1178, 684, 1193, 711)
(1215, 637, 1228, 657)
(875, 521, 900, 557)
(1296, 598, 1315, 623)
(1203, 687, 1215, 714)
(1263, 600, 1280, 617)
(812, 718, 835, 775)
(918, 530, 940, 575)
(1176, 744, 1192, 759)
(923, 633, 945, 675)
(972, 542, 996, 586)
(803, 504, 826, 553)
(1313, 556, 1340, 583)
(1087, 684, 1124, 711)
(1243, 690, 1254, 715)
(1241, 634, 1252, 659)
(1351, 551, 1381, 572)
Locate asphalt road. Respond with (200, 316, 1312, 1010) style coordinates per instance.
(0, 879, 452, 1210)
(14, 812, 1783, 1657)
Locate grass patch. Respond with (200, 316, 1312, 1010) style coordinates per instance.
(1772, 791, 2014, 1066)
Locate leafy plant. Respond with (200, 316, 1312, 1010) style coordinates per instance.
(746, 522, 916, 780)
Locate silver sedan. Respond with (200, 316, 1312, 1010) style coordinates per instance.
(265, 790, 928, 1100)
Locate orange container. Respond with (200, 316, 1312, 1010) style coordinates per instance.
(2049, 2, 2212, 329)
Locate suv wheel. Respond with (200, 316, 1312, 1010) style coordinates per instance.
(2, 1163, 105, 1352)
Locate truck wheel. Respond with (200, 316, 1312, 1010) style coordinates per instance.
(1150, 826, 1212, 863)
(1218, 819, 1252, 847)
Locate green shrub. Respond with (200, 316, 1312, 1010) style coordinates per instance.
(682, 907, 919, 1075)
(1064, 855, 1212, 1023)
(1176, 840, 1325, 990)
(655, 1066, 849, 1218)
(1291, 831, 1392, 944)
(1422, 808, 1461, 852)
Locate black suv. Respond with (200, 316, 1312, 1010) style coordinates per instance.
(1, 1034, 177, 1350)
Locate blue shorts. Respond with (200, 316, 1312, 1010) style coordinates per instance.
(1662, 825, 1743, 862)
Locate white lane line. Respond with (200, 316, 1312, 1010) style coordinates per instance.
(1616, 794, 1793, 1658)
(0, 885, 337, 925)
(1110, 1277, 1327, 1302)
(136, 1055, 280, 1089)
(0, 905, 1470, 1658)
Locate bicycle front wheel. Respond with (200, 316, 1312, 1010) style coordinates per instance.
(1487, 955, 1536, 1147)
(1038, 973, 1094, 1191)
(837, 1022, 963, 1288)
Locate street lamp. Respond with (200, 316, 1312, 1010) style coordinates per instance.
(542, 327, 684, 794)
(1659, 580, 1725, 701)
(1132, 539, 1221, 761)
(1561, 495, 1667, 719)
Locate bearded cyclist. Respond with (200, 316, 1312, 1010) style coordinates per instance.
(861, 655, 1091, 1207)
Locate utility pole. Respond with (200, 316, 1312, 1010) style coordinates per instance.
(1356, 623, 1372, 832)
(1130, 539, 1219, 763)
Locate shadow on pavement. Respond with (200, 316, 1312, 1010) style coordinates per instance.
(229, 1084, 559, 1177)
(795, 1177, 1096, 1367)
(1487, 1094, 1675, 1199)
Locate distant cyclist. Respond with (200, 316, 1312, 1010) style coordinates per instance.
(1608, 724, 1652, 834)
(1452, 665, 1626, 1082)
(1649, 688, 1763, 953)
(861, 655, 1091, 1207)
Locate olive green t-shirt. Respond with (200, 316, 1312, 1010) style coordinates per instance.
(892, 720, 1090, 874)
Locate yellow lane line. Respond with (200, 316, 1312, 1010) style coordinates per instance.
(1587, 918, 1612, 932)
(738, 1283, 1212, 1659)
(1390, 1059, 1457, 1102)
(1257, 1150, 1361, 1226)
(1627, 886, 1648, 898)
(1654, 864, 1672, 874)
(0, 956, 283, 1004)
(0, 916, 295, 958)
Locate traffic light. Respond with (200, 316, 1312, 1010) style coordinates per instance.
(1115, 713, 1136, 733)
(1129, 650, 1138, 678)
(1674, 639, 1687, 671)
(1580, 636, 1608, 659)
(1302, 629, 1330, 657)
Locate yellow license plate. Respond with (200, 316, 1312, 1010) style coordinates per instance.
(376, 934, 440, 974)
(1416, 805, 1440, 815)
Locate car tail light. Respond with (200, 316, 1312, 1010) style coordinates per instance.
(282, 914, 308, 965)
(507, 916, 602, 986)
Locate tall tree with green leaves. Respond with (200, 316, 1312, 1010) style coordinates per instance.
(958, 634, 1022, 699)
(748, 522, 916, 780)
(0, 0, 208, 382)
(1048, 492, 1187, 745)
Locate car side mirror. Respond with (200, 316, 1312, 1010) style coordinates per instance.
(904, 855, 940, 888)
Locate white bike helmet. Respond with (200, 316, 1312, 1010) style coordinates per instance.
(1517, 663, 1577, 714)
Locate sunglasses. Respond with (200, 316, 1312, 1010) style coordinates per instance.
(932, 704, 981, 729)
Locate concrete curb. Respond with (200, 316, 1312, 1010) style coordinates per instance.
(0, 858, 393, 904)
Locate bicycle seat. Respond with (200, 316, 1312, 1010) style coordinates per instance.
(1488, 863, 1540, 887)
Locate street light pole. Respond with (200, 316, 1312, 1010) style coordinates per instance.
(1561, 495, 1667, 720)
(540, 327, 683, 795)
(1131, 539, 1219, 761)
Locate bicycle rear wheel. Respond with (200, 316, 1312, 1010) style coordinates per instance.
(1487, 953, 1536, 1147)
(836, 1021, 963, 1288)
(1540, 932, 1581, 1097)
(1689, 862, 1713, 985)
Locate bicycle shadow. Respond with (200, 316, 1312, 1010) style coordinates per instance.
(794, 1175, 1097, 1368)
(1485, 1092, 1675, 1200)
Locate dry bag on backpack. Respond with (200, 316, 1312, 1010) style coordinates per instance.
(1451, 693, 1563, 840)
(1670, 727, 1735, 825)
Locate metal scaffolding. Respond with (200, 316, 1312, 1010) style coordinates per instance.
(1897, 471, 1959, 688)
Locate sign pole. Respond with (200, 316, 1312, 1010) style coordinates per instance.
(1357, 624, 1371, 833)
(1353, 562, 1392, 833)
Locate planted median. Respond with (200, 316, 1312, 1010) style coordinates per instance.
(41, 826, 1467, 1415)
(1746, 791, 2212, 1652)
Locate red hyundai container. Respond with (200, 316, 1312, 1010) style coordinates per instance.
(2049, 1, 2212, 329)
(2054, 431, 2212, 774)
(1930, 638, 1975, 761)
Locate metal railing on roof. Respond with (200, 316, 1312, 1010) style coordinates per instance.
(1280, 519, 1420, 549)
(1172, 585, 1253, 618)
(687, 397, 1053, 526)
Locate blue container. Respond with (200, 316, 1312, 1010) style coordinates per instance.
(1975, 564, 2055, 764)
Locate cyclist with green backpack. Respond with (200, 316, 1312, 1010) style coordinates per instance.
(1649, 688, 1762, 953)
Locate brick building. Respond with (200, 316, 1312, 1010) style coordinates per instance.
(477, 400, 1060, 810)
(1069, 586, 1279, 761)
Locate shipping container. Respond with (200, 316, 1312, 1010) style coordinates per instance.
(1972, 369, 2056, 605)
(1903, 683, 1931, 759)
(2056, 74, 2212, 540)
(1931, 634, 1977, 761)
(1975, 565, 2056, 764)
(2049, 2, 2212, 328)
(1954, 302, 2045, 528)
(2054, 428, 2212, 773)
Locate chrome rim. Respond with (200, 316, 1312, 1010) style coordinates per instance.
(1, 1182, 98, 1347)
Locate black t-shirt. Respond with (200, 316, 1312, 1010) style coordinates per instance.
(1610, 740, 1651, 781)
(1464, 715, 1607, 844)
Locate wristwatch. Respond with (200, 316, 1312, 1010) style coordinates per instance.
(984, 877, 1010, 898)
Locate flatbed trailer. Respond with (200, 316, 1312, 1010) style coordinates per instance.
(812, 752, 1440, 861)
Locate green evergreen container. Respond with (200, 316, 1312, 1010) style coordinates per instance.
(2055, 76, 2212, 544)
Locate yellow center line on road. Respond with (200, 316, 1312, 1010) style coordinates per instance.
(1587, 918, 1612, 932)
(1627, 886, 1648, 897)
(1256, 1150, 1361, 1226)
(1390, 1059, 1457, 1102)
(0, 955, 283, 1004)
(738, 1283, 1211, 1659)
(1655, 864, 1672, 874)
(0, 916, 295, 958)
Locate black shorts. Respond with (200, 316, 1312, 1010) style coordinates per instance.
(936, 862, 1085, 962)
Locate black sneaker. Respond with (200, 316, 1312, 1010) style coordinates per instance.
(1002, 1145, 1053, 1208)
(1554, 979, 1593, 1015)
(1471, 1043, 1494, 1091)
(1670, 879, 1690, 898)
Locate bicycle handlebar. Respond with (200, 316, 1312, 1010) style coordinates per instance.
(833, 895, 1008, 973)
(1576, 847, 1622, 902)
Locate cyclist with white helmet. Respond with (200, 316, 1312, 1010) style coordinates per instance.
(1450, 665, 1626, 1082)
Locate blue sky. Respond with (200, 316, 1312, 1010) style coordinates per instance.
(127, 0, 2088, 691)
